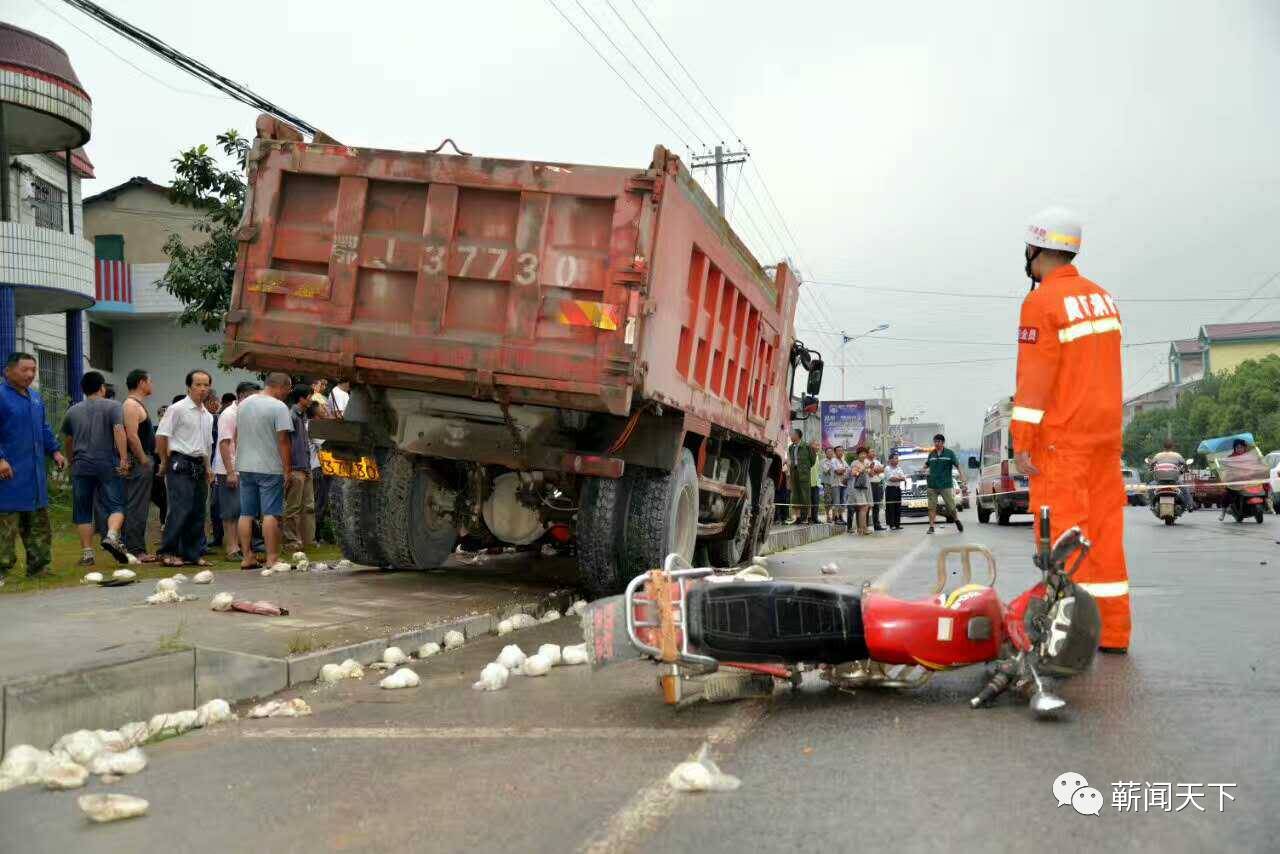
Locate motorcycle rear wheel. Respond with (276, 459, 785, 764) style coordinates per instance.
(1164, 516, 1175, 526)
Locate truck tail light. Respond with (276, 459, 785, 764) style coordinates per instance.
(549, 524, 571, 543)
(1000, 460, 1016, 494)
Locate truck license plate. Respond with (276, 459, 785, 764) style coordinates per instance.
(319, 450, 380, 481)
(906, 498, 927, 509)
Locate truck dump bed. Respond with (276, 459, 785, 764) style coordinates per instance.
(226, 116, 800, 450)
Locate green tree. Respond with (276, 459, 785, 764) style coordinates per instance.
(159, 130, 249, 358)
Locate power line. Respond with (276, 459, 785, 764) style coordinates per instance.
(832, 356, 1017, 368)
(805, 278, 1280, 303)
(628, 0, 743, 144)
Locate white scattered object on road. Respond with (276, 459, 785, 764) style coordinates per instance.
(310, 562, 330, 572)
(111, 569, 136, 581)
(443, 630, 465, 649)
(321, 658, 365, 683)
(41, 756, 89, 790)
(126, 553, 141, 565)
(88, 747, 146, 777)
(473, 662, 509, 691)
(417, 643, 441, 658)
(291, 551, 307, 563)
(118, 722, 148, 748)
(295, 558, 310, 573)
(497, 618, 514, 636)
(78, 793, 149, 823)
(497, 645, 526, 672)
(380, 668, 420, 689)
(171, 573, 188, 583)
(340, 659, 364, 678)
(0, 745, 51, 791)
(382, 646, 409, 665)
(510, 613, 537, 629)
(537, 643, 563, 666)
(81, 572, 103, 584)
(210, 592, 234, 611)
(521, 654, 552, 677)
(733, 565, 770, 582)
(260, 569, 274, 577)
(94, 730, 128, 753)
(270, 561, 291, 573)
(336, 559, 354, 570)
(540, 610, 561, 623)
(191, 569, 214, 584)
(561, 643, 589, 666)
(820, 562, 839, 575)
(247, 698, 312, 718)
(566, 599, 588, 617)
(145, 588, 195, 605)
(147, 710, 199, 739)
(667, 744, 741, 793)
(52, 730, 104, 766)
(195, 699, 234, 727)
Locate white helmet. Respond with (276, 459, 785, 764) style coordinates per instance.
(1025, 206, 1082, 255)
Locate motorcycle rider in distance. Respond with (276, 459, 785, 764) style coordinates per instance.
(1148, 438, 1192, 511)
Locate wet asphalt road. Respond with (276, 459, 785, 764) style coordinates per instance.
(1, 506, 1275, 853)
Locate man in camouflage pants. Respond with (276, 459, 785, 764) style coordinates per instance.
(0, 353, 66, 585)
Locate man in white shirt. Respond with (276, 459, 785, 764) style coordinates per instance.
(867, 449, 887, 531)
(883, 453, 907, 530)
(155, 370, 214, 567)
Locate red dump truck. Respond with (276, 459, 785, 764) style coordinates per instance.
(225, 115, 823, 595)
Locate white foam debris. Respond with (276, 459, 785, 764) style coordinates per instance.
(145, 588, 195, 605)
(192, 569, 214, 584)
(41, 756, 90, 790)
(111, 569, 136, 581)
(211, 592, 234, 611)
(382, 646, 409, 665)
(82, 571, 103, 584)
(340, 658, 364, 678)
(126, 553, 141, 565)
(336, 559, 354, 570)
(270, 561, 291, 573)
(537, 643, 563, 666)
(521, 654, 552, 677)
(295, 558, 310, 573)
(247, 698, 311, 718)
(540, 610, 561, 623)
(79, 793, 149, 823)
(497, 645, 526, 672)
(51, 730, 104, 766)
(561, 643, 589, 666)
(147, 709, 199, 739)
(0, 745, 52, 791)
(260, 569, 274, 577)
(319, 663, 345, 683)
(417, 643, 441, 658)
(93, 729, 128, 753)
(171, 573, 188, 583)
(310, 562, 330, 572)
(88, 747, 146, 777)
(733, 565, 770, 582)
(509, 613, 537, 630)
(195, 699, 234, 727)
(291, 551, 307, 563)
(496, 618, 514, 636)
(820, 562, 839, 575)
(667, 745, 741, 793)
(118, 722, 148, 748)
(566, 599, 588, 616)
(380, 668, 420, 689)
(472, 662, 509, 691)
(443, 630, 465, 650)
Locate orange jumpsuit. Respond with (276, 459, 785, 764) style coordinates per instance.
(1011, 264, 1131, 649)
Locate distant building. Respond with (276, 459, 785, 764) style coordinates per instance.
(82, 176, 257, 403)
(1169, 338, 1206, 384)
(1199, 322, 1280, 376)
(889, 420, 946, 449)
(0, 22, 95, 414)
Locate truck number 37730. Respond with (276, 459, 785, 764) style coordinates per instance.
(422, 245, 578, 288)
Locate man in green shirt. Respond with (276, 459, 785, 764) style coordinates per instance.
(787, 429, 816, 524)
(921, 433, 966, 534)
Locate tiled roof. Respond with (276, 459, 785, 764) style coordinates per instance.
(1200, 322, 1280, 342)
(0, 22, 87, 97)
(83, 177, 169, 205)
(1171, 338, 1205, 354)
(47, 147, 94, 179)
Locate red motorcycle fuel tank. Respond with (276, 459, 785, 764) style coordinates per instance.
(862, 585, 1004, 668)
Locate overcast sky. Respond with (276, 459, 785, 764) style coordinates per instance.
(13, 0, 1279, 446)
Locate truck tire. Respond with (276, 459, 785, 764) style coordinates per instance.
(376, 452, 457, 570)
(330, 476, 388, 567)
(977, 500, 992, 524)
(706, 477, 753, 568)
(577, 475, 631, 598)
(747, 476, 776, 561)
(997, 506, 1012, 526)
(624, 449, 700, 577)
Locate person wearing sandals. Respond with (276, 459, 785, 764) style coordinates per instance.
(846, 447, 873, 535)
(234, 374, 295, 570)
(61, 372, 131, 566)
(215, 381, 261, 564)
(156, 371, 216, 568)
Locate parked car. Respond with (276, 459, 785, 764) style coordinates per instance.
(1121, 467, 1147, 506)
(971, 398, 1029, 525)
(895, 449, 969, 518)
(1265, 451, 1280, 513)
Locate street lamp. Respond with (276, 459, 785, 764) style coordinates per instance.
(839, 323, 889, 398)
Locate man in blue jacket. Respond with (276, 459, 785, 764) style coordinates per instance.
(0, 353, 67, 584)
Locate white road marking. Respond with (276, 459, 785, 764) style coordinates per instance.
(243, 726, 712, 741)
(578, 700, 768, 854)
(868, 535, 931, 591)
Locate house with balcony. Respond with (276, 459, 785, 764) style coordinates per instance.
(0, 22, 95, 412)
(1198, 322, 1280, 375)
(82, 176, 256, 403)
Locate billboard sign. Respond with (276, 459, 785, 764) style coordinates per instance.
(820, 400, 867, 450)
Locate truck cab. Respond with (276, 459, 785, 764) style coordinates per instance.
(973, 398, 1029, 525)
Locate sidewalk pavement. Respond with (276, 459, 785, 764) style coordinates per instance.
(0, 521, 841, 754)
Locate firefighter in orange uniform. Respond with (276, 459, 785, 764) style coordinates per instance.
(1011, 207, 1131, 653)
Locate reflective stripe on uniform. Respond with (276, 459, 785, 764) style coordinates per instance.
(1078, 580, 1129, 598)
(1011, 405, 1045, 424)
(1058, 316, 1122, 344)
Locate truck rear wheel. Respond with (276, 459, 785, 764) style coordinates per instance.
(747, 476, 776, 561)
(577, 475, 632, 599)
(624, 449, 699, 575)
(330, 476, 388, 567)
(706, 477, 753, 568)
(376, 452, 457, 570)
(997, 506, 1012, 526)
(977, 501, 992, 524)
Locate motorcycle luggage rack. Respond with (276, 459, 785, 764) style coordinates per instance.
(624, 554, 720, 673)
(931, 544, 997, 596)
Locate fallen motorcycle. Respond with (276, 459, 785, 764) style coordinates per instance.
(584, 507, 1100, 719)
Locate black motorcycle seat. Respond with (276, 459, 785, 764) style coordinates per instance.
(685, 581, 869, 664)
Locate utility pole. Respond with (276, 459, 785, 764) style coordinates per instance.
(875, 384, 894, 458)
(690, 145, 749, 214)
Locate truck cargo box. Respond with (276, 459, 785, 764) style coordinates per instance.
(226, 116, 800, 453)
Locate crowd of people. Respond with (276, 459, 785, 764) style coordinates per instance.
(0, 350, 350, 584)
(776, 430, 966, 536)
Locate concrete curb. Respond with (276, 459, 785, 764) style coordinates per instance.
(0, 527, 827, 754)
